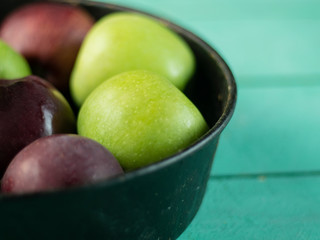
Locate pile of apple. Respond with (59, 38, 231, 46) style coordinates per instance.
(0, 2, 208, 194)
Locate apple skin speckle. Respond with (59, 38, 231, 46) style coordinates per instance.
(0, 76, 75, 176)
(0, 2, 95, 94)
(1, 134, 123, 194)
(78, 70, 208, 171)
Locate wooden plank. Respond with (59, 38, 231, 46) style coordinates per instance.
(188, 20, 320, 78)
(236, 74, 320, 88)
(212, 83, 320, 175)
(100, 0, 320, 21)
(179, 175, 320, 240)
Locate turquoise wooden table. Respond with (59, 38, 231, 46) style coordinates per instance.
(100, 0, 320, 238)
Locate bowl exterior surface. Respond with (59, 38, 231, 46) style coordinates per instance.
(0, 138, 219, 240)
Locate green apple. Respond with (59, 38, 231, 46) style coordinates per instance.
(77, 70, 208, 170)
(0, 40, 31, 79)
(70, 12, 195, 106)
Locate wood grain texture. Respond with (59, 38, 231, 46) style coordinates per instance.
(213, 83, 320, 175)
(179, 176, 320, 240)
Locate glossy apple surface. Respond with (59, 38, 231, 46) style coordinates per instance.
(70, 12, 195, 106)
(0, 2, 94, 94)
(77, 70, 208, 171)
(1, 134, 124, 194)
(0, 39, 31, 79)
(0, 76, 75, 175)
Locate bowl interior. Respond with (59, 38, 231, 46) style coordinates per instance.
(0, 0, 238, 214)
(0, 1, 236, 239)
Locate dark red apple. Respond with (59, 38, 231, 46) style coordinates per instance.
(0, 2, 94, 94)
(0, 75, 76, 175)
(1, 134, 124, 194)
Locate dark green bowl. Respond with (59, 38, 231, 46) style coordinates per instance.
(0, 1, 237, 239)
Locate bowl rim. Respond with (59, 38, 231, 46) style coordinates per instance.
(0, 0, 237, 200)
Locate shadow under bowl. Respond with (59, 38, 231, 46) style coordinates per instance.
(0, 1, 237, 239)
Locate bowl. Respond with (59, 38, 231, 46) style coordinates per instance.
(0, 1, 237, 239)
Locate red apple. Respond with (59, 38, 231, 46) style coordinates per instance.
(0, 75, 76, 176)
(0, 2, 94, 95)
(1, 134, 124, 194)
